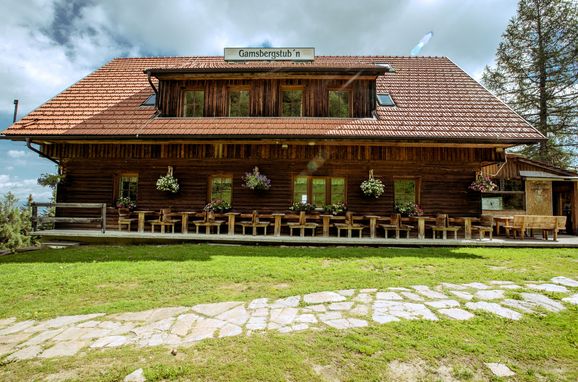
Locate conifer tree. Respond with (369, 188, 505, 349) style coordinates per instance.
(482, 0, 578, 168)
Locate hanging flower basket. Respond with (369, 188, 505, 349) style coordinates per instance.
(156, 166, 180, 193)
(242, 166, 271, 192)
(360, 169, 385, 198)
(469, 173, 497, 192)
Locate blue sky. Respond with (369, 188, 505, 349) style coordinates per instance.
(0, 0, 522, 202)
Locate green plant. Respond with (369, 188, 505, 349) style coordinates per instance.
(203, 199, 231, 213)
(394, 202, 423, 217)
(323, 202, 347, 215)
(360, 170, 384, 198)
(289, 202, 316, 212)
(116, 196, 136, 209)
(0, 192, 33, 251)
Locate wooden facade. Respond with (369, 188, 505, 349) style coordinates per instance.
(47, 142, 501, 217)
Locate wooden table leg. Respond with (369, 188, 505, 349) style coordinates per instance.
(274, 215, 283, 236)
(182, 214, 188, 234)
(138, 213, 145, 233)
(418, 218, 425, 240)
(464, 218, 472, 240)
(322, 215, 331, 237)
(369, 217, 376, 238)
(227, 214, 236, 235)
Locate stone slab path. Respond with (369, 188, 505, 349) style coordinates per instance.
(1, 276, 577, 362)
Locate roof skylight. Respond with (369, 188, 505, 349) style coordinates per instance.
(377, 93, 396, 107)
(142, 94, 156, 106)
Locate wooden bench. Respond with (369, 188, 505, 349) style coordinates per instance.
(334, 212, 365, 238)
(287, 211, 319, 237)
(431, 214, 461, 240)
(148, 209, 179, 234)
(118, 208, 137, 231)
(505, 215, 567, 241)
(380, 213, 413, 239)
(471, 214, 493, 240)
(191, 211, 225, 234)
(237, 211, 270, 235)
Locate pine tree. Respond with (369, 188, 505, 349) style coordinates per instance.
(482, 0, 578, 168)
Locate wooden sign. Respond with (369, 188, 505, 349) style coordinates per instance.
(224, 48, 315, 61)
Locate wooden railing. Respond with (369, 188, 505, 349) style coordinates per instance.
(31, 203, 107, 233)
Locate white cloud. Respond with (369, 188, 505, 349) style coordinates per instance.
(0, 0, 519, 117)
(7, 150, 26, 158)
(0, 174, 51, 202)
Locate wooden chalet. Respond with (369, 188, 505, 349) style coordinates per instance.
(2, 48, 551, 234)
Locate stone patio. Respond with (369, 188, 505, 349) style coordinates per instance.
(0, 276, 576, 362)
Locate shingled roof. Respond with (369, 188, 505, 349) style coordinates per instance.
(2, 56, 545, 144)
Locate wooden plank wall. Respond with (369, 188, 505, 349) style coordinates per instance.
(157, 79, 376, 118)
(51, 143, 495, 217)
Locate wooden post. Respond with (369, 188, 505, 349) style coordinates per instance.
(101, 203, 106, 233)
(31, 203, 38, 232)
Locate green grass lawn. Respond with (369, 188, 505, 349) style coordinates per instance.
(0, 245, 577, 381)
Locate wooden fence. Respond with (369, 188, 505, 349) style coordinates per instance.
(31, 203, 107, 233)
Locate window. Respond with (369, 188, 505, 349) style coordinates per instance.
(229, 89, 250, 117)
(209, 176, 233, 203)
(281, 89, 303, 117)
(328, 90, 350, 117)
(119, 174, 138, 201)
(481, 178, 525, 210)
(293, 176, 346, 205)
(183, 90, 204, 117)
(377, 93, 395, 107)
(394, 178, 419, 204)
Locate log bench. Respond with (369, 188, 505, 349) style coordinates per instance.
(505, 215, 567, 241)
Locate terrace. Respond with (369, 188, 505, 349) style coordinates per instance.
(30, 203, 578, 248)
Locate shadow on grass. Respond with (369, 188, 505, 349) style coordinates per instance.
(0, 244, 485, 263)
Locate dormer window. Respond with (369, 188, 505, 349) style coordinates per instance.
(328, 90, 351, 118)
(229, 89, 250, 117)
(183, 90, 204, 117)
(377, 93, 396, 107)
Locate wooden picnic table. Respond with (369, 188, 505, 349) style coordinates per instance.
(494, 216, 514, 236)
(165, 211, 199, 234)
(449, 217, 480, 240)
(133, 210, 156, 233)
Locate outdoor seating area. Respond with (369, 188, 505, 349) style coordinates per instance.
(30, 203, 572, 242)
(112, 209, 572, 242)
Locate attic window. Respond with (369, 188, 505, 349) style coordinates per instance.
(377, 93, 395, 107)
(142, 94, 156, 106)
